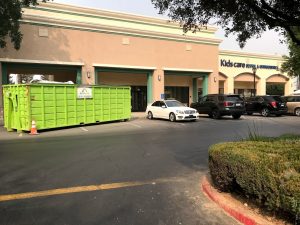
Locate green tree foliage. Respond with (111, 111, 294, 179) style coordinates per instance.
(0, 0, 48, 50)
(281, 39, 300, 81)
(151, 0, 300, 48)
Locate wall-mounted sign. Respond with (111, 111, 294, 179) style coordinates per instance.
(220, 59, 278, 70)
(77, 87, 93, 99)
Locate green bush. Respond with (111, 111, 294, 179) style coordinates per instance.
(209, 135, 300, 220)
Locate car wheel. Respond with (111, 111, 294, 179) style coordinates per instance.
(232, 114, 241, 119)
(247, 112, 253, 115)
(295, 108, 300, 117)
(212, 109, 221, 119)
(147, 111, 153, 120)
(169, 113, 176, 122)
(261, 108, 270, 117)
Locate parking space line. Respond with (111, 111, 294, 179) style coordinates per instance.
(128, 123, 142, 128)
(80, 127, 89, 132)
(0, 178, 180, 202)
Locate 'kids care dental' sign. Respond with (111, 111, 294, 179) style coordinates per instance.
(220, 59, 278, 70)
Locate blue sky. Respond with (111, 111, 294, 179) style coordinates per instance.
(54, 0, 288, 55)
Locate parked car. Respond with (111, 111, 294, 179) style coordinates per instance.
(146, 100, 199, 122)
(190, 94, 245, 119)
(244, 95, 287, 117)
(282, 95, 300, 116)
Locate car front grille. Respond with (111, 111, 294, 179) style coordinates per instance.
(184, 110, 195, 114)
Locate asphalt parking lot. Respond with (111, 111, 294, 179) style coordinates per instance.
(0, 113, 299, 225)
(1, 113, 299, 140)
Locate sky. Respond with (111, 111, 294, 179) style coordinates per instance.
(54, 0, 289, 56)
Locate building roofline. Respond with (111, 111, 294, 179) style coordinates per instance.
(0, 58, 84, 66)
(21, 14, 222, 45)
(219, 49, 285, 60)
(35, 2, 218, 33)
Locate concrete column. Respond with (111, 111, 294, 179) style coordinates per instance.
(225, 76, 234, 94)
(285, 79, 293, 95)
(152, 69, 164, 102)
(192, 78, 198, 102)
(207, 72, 218, 94)
(202, 75, 208, 96)
(147, 72, 153, 104)
(257, 78, 266, 95)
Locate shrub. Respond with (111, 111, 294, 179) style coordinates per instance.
(209, 135, 300, 221)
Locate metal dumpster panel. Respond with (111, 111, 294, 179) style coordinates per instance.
(3, 84, 131, 131)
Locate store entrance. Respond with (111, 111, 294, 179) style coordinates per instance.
(165, 86, 189, 105)
(131, 86, 147, 112)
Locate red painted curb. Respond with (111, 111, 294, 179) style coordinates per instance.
(201, 176, 262, 225)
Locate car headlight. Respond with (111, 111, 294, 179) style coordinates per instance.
(176, 110, 184, 114)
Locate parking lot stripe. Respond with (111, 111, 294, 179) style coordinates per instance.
(0, 178, 179, 202)
(80, 127, 89, 132)
(128, 123, 142, 128)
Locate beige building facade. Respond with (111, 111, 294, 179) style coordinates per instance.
(0, 2, 292, 115)
(219, 50, 291, 97)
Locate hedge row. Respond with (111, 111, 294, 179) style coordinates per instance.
(209, 135, 300, 220)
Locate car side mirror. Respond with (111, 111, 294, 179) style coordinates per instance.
(161, 105, 166, 108)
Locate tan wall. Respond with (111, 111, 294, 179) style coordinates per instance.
(165, 75, 191, 86)
(235, 73, 260, 82)
(267, 75, 288, 83)
(0, 24, 219, 101)
(234, 81, 256, 89)
(98, 72, 147, 86)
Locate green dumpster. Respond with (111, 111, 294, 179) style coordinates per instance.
(3, 84, 131, 132)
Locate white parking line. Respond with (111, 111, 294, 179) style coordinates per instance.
(80, 127, 89, 132)
(128, 123, 142, 128)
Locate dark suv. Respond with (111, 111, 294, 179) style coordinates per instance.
(244, 95, 287, 117)
(190, 94, 245, 119)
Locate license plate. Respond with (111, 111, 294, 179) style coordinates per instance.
(236, 103, 241, 106)
(281, 104, 284, 107)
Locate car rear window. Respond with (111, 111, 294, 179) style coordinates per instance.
(264, 96, 283, 102)
(224, 95, 243, 101)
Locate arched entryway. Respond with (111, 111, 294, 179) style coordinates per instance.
(266, 74, 289, 96)
(234, 72, 260, 97)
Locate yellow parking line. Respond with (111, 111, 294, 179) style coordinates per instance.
(0, 178, 176, 202)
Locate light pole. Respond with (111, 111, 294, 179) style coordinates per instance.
(252, 67, 257, 96)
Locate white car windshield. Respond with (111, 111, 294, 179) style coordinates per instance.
(165, 101, 185, 107)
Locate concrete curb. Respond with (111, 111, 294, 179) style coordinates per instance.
(201, 176, 262, 225)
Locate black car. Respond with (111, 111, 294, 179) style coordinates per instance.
(190, 94, 245, 119)
(244, 95, 287, 117)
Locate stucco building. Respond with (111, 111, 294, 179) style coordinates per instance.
(0, 2, 292, 116)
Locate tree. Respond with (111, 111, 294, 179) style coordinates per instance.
(0, 0, 48, 50)
(281, 37, 300, 89)
(151, 0, 300, 48)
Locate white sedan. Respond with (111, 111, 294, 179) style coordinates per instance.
(146, 100, 199, 122)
